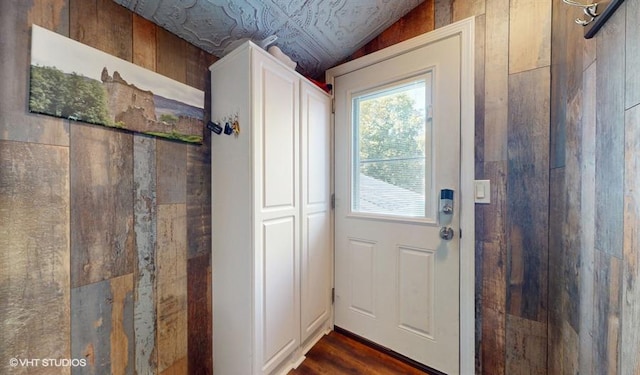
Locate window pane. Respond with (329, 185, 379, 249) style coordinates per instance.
(351, 76, 432, 218)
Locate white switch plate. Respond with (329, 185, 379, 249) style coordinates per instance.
(474, 180, 491, 204)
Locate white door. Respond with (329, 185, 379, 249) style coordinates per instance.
(333, 33, 461, 374)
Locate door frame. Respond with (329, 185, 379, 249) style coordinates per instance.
(326, 17, 475, 374)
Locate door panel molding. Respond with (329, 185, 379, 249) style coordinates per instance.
(347, 238, 377, 317)
(396, 245, 436, 339)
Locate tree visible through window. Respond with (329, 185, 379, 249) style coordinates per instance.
(353, 78, 431, 217)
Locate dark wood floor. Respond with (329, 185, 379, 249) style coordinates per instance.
(288, 330, 433, 375)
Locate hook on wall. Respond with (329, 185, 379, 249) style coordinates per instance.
(562, 0, 599, 26)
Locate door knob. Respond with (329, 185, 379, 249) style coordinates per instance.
(439, 226, 454, 240)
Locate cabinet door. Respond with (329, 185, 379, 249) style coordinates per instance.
(252, 51, 301, 374)
(300, 81, 332, 344)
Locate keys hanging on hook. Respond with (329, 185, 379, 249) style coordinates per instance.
(219, 114, 240, 137)
(207, 120, 223, 134)
(223, 118, 233, 135)
(232, 115, 240, 136)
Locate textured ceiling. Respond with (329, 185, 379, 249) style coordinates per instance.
(113, 0, 424, 79)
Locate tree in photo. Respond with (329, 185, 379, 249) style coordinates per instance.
(30, 65, 112, 125)
(30, 65, 66, 116)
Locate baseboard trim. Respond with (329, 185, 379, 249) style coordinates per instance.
(333, 326, 447, 375)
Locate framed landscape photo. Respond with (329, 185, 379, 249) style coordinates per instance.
(29, 24, 205, 144)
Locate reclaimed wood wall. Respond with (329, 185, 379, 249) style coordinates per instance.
(0, 1, 216, 374)
(549, 1, 640, 374)
(3, 1, 637, 374)
(351, 1, 552, 373)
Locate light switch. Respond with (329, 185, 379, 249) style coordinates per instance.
(475, 183, 485, 198)
(474, 180, 490, 204)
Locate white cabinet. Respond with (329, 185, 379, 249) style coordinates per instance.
(299, 81, 332, 345)
(210, 42, 332, 375)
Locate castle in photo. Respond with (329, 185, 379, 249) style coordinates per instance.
(101, 67, 202, 141)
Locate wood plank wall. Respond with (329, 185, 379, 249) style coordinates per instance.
(549, 1, 640, 374)
(3, 1, 637, 374)
(0, 1, 216, 374)
(350, 1, 552, 373)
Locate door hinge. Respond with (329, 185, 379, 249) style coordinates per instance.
(331, 288, 335, 304)
(331, 193, 335, 209)
(460, 228, 462, 239)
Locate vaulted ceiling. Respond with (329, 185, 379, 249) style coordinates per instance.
(113, 0, 425, 79)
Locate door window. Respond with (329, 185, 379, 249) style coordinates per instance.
(351, 73, 433, 219)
